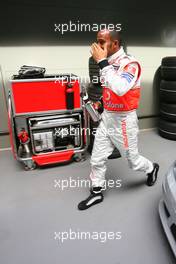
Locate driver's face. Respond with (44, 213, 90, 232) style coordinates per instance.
(97, 31, 117, 57)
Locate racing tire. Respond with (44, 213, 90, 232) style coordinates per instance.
(158, 118, 176, 140)
(162, 57, 176, 67)
(161, 57, 176, 81)
(160, 80, 176, 103)
(87, 83, 102, 102)
(89, 56, 101, 83)
(160, 103, 176, 122)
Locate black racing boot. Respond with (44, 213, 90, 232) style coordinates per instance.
(108, 148, 121, 159)
(146, 163, 159, 186)
(78, 187, 104, 210)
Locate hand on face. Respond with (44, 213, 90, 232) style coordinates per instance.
(90, 42, 108, 62)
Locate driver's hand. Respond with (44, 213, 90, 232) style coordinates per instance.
(90, 43, 108, 63)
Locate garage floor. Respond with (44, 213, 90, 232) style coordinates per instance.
(0, 129, 176, 264)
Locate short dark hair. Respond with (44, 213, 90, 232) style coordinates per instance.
(109, 30, 122, 46)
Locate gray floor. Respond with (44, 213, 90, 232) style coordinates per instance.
(0, 129, 176, 264)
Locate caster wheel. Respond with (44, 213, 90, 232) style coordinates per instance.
(74, 153, 86, 162)
(24, 161, 37, 170)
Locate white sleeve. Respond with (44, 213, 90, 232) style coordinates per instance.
(100, 62, 139, 96)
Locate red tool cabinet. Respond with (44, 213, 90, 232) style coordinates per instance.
(8, 74, 89, 170)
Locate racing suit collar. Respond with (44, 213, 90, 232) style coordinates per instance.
(107, 47, 125, 63)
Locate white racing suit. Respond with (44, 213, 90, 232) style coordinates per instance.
(90, 47, 153, 187)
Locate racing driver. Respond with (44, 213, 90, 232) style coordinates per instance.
(78, 29, 159, 210)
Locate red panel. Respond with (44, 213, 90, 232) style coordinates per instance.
(32, 150, 74, 165)
(12, 80, 81, 113)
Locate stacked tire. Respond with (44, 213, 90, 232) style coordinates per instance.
(87, 56, 103, 154)
(88, 56, 102, 102)
(159, 57, 176, 140)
